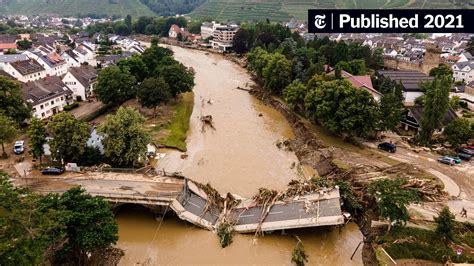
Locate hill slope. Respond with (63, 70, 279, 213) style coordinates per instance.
(190, 0, 474, 22)
(0, 0, 156, 17)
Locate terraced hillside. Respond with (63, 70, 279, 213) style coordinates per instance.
(190, 0, 474, 21)
(0, 0, 156, 17)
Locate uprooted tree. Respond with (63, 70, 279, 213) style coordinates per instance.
(291, 236, 308, 266)
(368, 178, 420, 232)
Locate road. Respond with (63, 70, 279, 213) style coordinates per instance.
(179, 191, 220, 224)
(231, 198, 341, 225)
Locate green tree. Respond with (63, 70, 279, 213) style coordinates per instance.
(48, 112, 89, 163)
(443, 118, 473, 148)
(304, 79, 379, 137)
(137, 77, 171, 116)
(429, 64, 453, 79)
(95, 66, 136, 105)
(417, 76, 451, 145)
(16, 38, 32, 50)
(117, 55, 149, 82)
(125, 14, 132, 31)
(157, 61, 195, 97)
(0, 76, 31, 124)
(98, 107, 150, 167)
(233, 28, 251, 54)
(378, 87, 404, 132)
(449, 95, 461, 111)
(434, 206, 455, 244)
(262, 52, 292, 95)
(141, 45, 173, 71)
(27, 118, 47, 164)
(368, 178, 420, 231)
(247, 47, 270, 79)
(283, 79, 307, 112)
(0, 114, 17, 158)
(0, 176, 65, 265)
(57, 187, 118, 264)
(348, 59, 366, 75)
(370, 48, 384, 70)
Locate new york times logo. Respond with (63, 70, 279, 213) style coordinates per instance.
(308, 9, 474, 33)
(314, 14, 326, 29)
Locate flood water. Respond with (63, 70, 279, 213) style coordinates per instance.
(116, 46, 363, 265)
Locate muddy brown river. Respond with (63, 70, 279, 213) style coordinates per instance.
(116, 46, 363, 265)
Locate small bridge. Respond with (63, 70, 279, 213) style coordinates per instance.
(23, 176, 344, 233)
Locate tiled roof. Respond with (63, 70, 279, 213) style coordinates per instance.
(407, 106, 457, 127)
(68, 65, 97, 88)
(0, 54, 28, 63)
(342, 71, 382, 96)
(378, 70, 434, 92)
(22, 76, 72, 105)
(10, 59, 45, 75)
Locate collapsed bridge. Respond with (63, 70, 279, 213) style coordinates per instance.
(26, 176, 344, 233)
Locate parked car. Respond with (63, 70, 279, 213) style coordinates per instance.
(13, 140, 25, 154)
(457, 147, 474, 156)
(457, 152, 472, 161)
(438, 156, 456, 165)
(41, 167, 64, 175)
(377, 142, 397, 153)
(445, 155, 462, 164)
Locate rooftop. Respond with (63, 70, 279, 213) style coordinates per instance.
(378, 70, 434, 92)
(68, 65, 98, 87)
(10, 59, 45, 76)
(22, 76, 72, 105)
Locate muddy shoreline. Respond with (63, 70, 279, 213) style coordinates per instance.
(248, 81, 378, 266)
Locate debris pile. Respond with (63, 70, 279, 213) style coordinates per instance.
(216, 221, 234, 248)
(200, 115, 215, 131)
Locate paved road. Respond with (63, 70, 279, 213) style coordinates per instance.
(231, 198, 341, 225)
(180, 191, 220, 224)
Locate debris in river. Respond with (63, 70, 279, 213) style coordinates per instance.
(200, 115, 216, 132)
(217, 220, 235, 248)
(291, 236, 308, 266)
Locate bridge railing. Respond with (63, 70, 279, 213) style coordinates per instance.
(36, 190, 180, 200)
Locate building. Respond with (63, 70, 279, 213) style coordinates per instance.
(62, 65, 98, 101)
(97, 52, 133, 67)
(22, 76, 73, 119)
(210, 25, 238, 52)
(341, 71, 383, 101)
(61, 49, 81, 68)
(28, 51, 68, 77)
(401, 106, 457, 131)
(4, 59, 47, 82)
(452, 61, 474, 84)
(0, 54, 28, 70)
(200, 22, 215, 39)
(169, 24, 183, 39)
(377, 70, 434, 105)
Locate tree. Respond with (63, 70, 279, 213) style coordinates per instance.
(117, 55, 149, 82)
(56, 187, 118, 264)
(157, 61, 195, 97)
(279, 37, 297, 58)
(434, 206, 455, 245)
(283, 79, 307, 112)
(370, 48, 384, 70)
(378, 86, 404, 132)
(27, 118, 47, 164)
(0, 114, 17, 158)
(98, 107, 150, 167)
(368, 178, 420, 231)
(247, 47, 270, 79)
(95, 66, 136, 105)
(0, 76, 31, 124)
(16, 38, 32, 50)
(233, 28, 250, 54)
(304, 79, 379, 137)
(449, 95, 461, 111)
(124, 14, 132, 31)
(137, 77, 171, 115)
(443, 118, 473, 148)
(417, 76, 451, 145)
(47, 112, 89, 163)
(429, 64, 453, 79)
(348, 59, 366, 75)
(141, 45, 173, 71)
(262, 52, 292, 95)
(0, 176, 65, 265)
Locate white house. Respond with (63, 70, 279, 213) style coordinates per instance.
(22, 76, 73, 119)
(457, 52, 473, 63)
(453, 61, 474, 84)
(4, 59, 47, 82)
(27, 51, 68, 77)
(61, 49, 81, 68)
(62, 65, 98, 101)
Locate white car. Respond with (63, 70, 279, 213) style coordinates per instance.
(13, 141, 25, 155)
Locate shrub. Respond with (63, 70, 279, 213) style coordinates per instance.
(63, 102, 80, 111)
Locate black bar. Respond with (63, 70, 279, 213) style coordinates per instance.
(308, 9, 474, 33)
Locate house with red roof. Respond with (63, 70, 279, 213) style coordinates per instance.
(341, 70, 383, 101)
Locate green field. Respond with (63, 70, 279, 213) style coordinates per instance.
(190, 0, 474, 21)
(0, 0, 156, 17)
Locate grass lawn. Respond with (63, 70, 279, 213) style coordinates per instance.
(376, 225, 474, 264)
(147, 92, 194, 151)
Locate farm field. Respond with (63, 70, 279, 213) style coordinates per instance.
(0, 0, 155, 17)
(190, 0, 474, 21)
